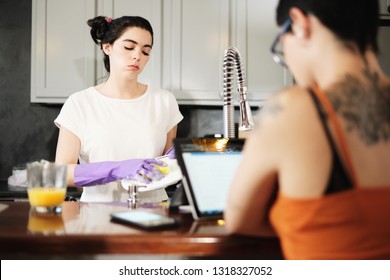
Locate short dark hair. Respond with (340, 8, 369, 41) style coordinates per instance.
(87, 16, 154, 72)
(276, 0, 379, 54)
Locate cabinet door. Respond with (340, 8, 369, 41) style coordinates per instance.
(162, 0, 230, 105)
(31, 0, 96, 103)
(235, 0, 293, 105)
(162, 0, 291, 106)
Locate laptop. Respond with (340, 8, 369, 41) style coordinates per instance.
(174, 138, 245, 220)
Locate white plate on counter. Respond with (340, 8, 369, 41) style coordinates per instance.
(121, 158, 182, 192)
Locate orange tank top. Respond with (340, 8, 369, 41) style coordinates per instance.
(269, 86, 390, 259)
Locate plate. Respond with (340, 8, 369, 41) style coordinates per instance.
(121, 158, 182, 192)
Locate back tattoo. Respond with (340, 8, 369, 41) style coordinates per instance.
(326, 68, 390, 145)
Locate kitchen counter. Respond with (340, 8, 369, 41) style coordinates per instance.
(0, 201, 283, 259)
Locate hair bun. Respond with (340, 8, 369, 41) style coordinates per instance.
(87, 16, 110, 45)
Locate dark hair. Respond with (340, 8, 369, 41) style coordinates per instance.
(276, 0, 379, 54)
(87, 16, 154, 72)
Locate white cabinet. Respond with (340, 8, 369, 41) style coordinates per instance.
(238, 0, 293, 104)
(162, 0, 292, 106)
(161, 0, 230, 105)
(31, 0, 96, 103)
(31, 0, 290, 105)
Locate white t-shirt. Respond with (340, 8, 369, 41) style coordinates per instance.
(54, 86, 183, 202)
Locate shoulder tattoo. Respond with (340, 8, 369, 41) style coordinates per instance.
(256, 93, 284, 128)
(260, 93, 284, 117)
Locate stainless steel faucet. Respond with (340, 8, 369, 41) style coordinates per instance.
(222, 47, 255, 138)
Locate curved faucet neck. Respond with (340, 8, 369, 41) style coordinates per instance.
(222, 47, 255, 138)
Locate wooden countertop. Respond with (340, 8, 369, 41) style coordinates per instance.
(0, 201, 283, 259)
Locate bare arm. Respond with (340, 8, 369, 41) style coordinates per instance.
(55, 126, 80, 186)
(224, 95, 285, 237)
(163, 125, 178, 155)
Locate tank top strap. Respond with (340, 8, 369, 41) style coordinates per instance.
(311, 84, 359, 187)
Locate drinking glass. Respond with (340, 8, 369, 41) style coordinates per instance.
(27, 162, 67, 214)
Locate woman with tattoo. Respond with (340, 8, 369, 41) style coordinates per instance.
(225, 0, 390, 259)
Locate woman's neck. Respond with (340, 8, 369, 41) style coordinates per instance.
(312, 45, 384, 89)
(96, 76, 147, 99)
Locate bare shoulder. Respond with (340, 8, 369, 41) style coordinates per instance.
(251, 87, 334, 197)
(251, 85, 329, 166)
(257, 86, 316, 131)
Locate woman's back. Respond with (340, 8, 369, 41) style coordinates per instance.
(275, 59, 390, 199)
(269, 73, 390, 259)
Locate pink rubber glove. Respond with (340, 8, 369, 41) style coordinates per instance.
(74, 158, 167, 186)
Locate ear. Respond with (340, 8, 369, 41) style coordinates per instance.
(102, 43, 111, 55)
(289, 7, 311, 39)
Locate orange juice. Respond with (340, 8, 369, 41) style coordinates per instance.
(27, 187, 66, 207)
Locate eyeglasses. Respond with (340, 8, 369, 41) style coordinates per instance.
(270, 18, 292, 68)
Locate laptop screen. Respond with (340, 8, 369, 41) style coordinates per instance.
(174, 138, 245, 220)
